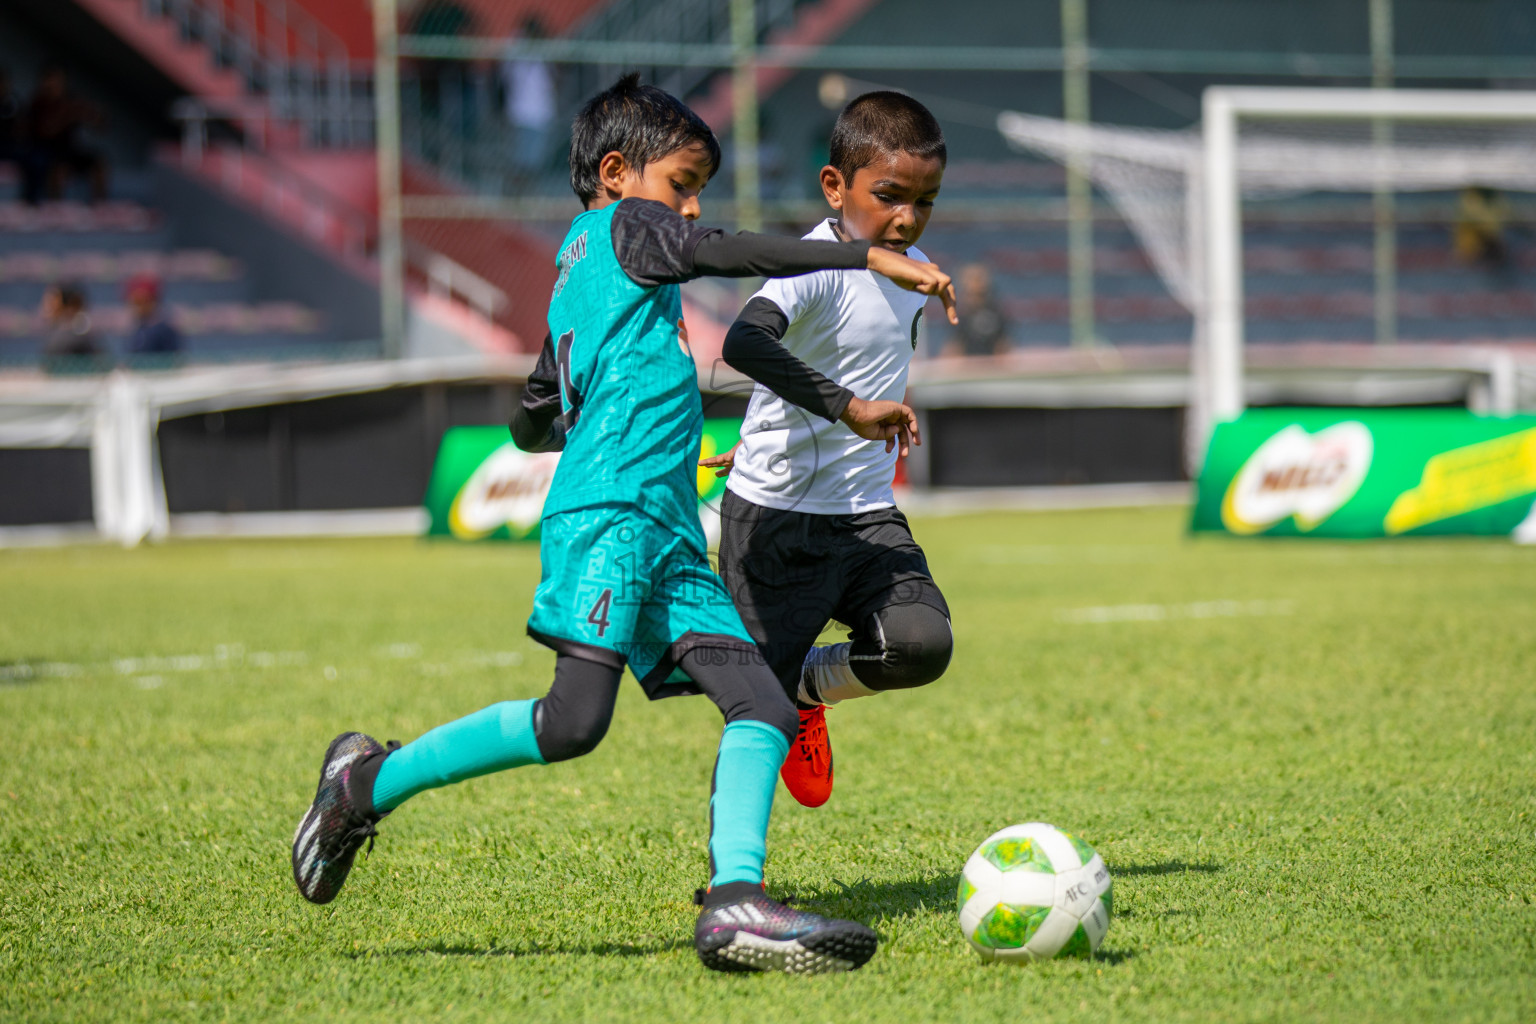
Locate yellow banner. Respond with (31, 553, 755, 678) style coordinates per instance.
(1383, 427, 1536, 535)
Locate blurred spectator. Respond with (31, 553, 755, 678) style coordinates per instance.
(943, 264, 1011, 357)
(27, 63, 108, 203)
(0, 70, 14, 153)
(40, 281, 105, 373)
(1455, 186, 1511, 277)
(500, 17, 555, 177)
(1, 71, 23, 195)
(405, 1, 479, 166)
(0, 69, 44, 204)
(124, 275, 182, 360)
(408, 0, 474, 36)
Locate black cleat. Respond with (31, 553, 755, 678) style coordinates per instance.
(291, 732, 393, 904)
(695, 889, 878, 974)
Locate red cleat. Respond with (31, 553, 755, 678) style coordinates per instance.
(781, 705, 833, 807)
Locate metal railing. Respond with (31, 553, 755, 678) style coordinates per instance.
(167, 117, 508, 336)
(407, 243, 510, 326)
(141, 0, 372, 147)
(163, 128, 375, 262)
(569, 0, 798, 99)
(143, 0, 346, 76)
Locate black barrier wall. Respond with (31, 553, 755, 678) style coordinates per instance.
(0, 449, 93, 526)
(6, 387, 1218, 526)
(159, 383, 516, 513)
(154, 391, 1188, 516)
(926, 407, 1187, 487)
(8, 385, 1484, 525)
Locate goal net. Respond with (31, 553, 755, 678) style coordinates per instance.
(997, 87, 1536, 464)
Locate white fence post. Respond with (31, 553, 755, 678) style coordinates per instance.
(91, 374, 168, 547)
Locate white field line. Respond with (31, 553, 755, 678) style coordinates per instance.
(170, 508, 428, 538)
(113, 649, 309, 675)
(1, 643, 526, 684)
(1056, 599, 1296, 624)
(972, 544, 1171, 565)
(0, 661, 84, 682)
(900, 482, 1189, 517)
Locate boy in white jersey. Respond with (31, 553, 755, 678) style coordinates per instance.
(704, 92, 953, 807)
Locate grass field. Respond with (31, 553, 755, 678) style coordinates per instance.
(2, 506, 1534, 1023)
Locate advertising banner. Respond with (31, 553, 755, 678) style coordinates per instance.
(424, 419, 741, 541)
(1192, 409, 1536, 539)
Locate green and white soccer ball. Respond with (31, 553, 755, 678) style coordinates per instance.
(957, 822, 1113, 963)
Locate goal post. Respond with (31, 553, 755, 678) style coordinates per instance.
(1198, 86, 1536, 450)
(998, 86, 1536, 471)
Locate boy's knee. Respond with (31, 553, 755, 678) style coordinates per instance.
(863, 603, 952, 690)
(533, 698, 612, 763)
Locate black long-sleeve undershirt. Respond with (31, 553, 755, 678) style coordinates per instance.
(722, 297, 853, 423)
(611, 198, 870, 286)
(509, 333, 564, 452)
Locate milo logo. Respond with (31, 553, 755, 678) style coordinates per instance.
(447, 443, 560, 540)
(1221, 422, 1373, 534)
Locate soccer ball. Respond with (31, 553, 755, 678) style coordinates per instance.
(957, 822, 1113, 963)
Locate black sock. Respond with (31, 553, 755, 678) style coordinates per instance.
(347, 750, 390, 818)
(703, 880, 766, 908)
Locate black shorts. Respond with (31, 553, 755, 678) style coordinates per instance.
(717, 488, 948, 689)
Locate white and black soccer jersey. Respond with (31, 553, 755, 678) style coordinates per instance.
(725, 219, 929, 515)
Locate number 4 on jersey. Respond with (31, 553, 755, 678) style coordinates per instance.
(586, 588, 613, 637)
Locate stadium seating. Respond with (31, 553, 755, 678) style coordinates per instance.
(919, 191, 1536, 350)
(0, 196, 333, 366)
(8, 0, 1531, 367)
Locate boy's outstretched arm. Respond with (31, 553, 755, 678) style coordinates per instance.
(509, 334, 566, 453)
(719, 297, 921, 458)
(611, 198, 959, 326)
(612, 198, 868, 285)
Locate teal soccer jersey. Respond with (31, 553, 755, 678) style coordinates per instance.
(526, 201, 742, 693)
(511, 198, 871, 692)
(542, 202, 703, 531)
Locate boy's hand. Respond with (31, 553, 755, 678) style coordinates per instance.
(699, 441, 740, 478)
(840, 396, 920, 457)
(866, 247, 959, 325)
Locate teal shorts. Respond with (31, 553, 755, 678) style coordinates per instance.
(527, 506, 758, 695)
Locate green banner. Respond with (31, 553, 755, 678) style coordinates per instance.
(1192, 409, 1536, 538)
(424, 419, 741, 541)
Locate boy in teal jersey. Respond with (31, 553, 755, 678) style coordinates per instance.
(291, 74, 957, 975)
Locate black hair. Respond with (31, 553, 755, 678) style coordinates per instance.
(568, 73, 721, 205)
(829, 91, 946, 183)
(53, 281, 87, 309)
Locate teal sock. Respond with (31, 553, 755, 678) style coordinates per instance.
(708, 720, 791, 887)
(372, 699, 546, 813)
